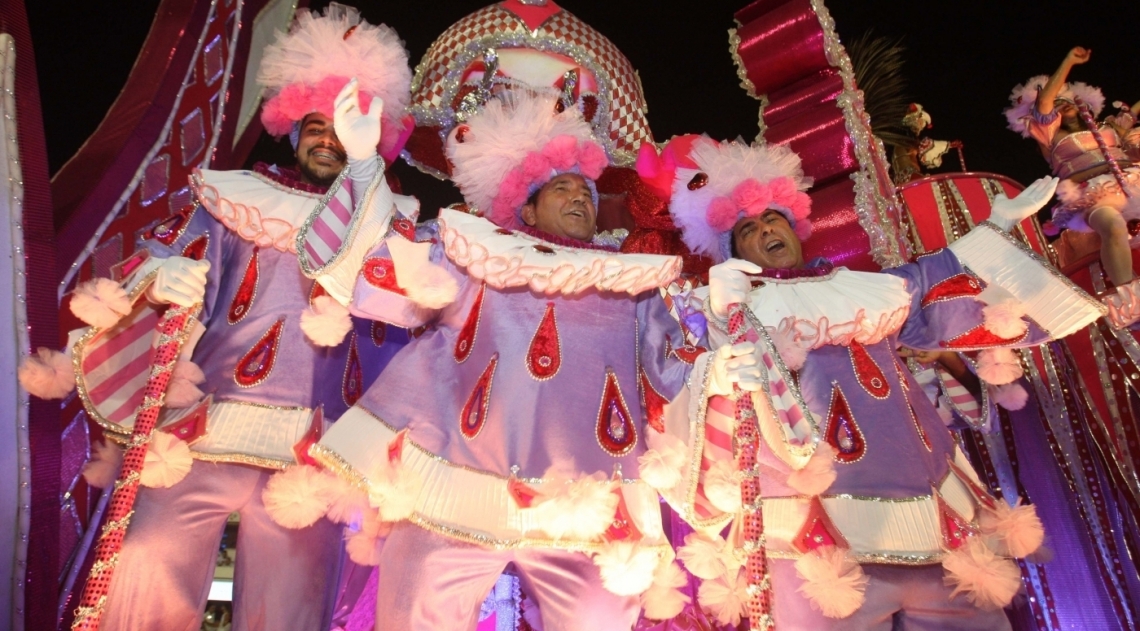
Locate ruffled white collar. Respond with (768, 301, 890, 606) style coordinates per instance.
(191, 168, 321, 253)
(437, 209, 681, 296)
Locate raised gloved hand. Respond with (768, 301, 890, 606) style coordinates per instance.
(988, 176, 1059, 232)
(707, 342, 763, 396)
(708, 259, 764, 320)
(333, 78, 384, 186)
(147, 257, 210, 308)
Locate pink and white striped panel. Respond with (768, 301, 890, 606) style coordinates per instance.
(301, 184, 354, 270)
(79, 305, 163, 429)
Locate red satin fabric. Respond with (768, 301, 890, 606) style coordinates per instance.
(734, 0, 828, 96)
(766, 101, 856, 187)
(763, 69, 842, 128)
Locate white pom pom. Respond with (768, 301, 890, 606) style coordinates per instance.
(696, 568, 748, 626)
(769, 324, 807, 371)
(990, 383, 1028, 411)
(976, 348, 1023, 386)
(592, 542, 660, 596)
(537, 473, 618, 541)
(367, 461, 423, 522)
(262, 464, 336, 528)
(703, 460, 741, 513)
(788, 443, 838, 496)
(139, 432, 194, 488)
(18, 347, 75, 399)
(641, 561, 692, 620)
(70, 278, 132, 329)
(403, 262, 459, 310)
(638, 431, 687, 491)
(677, 532, 730, 580)
(978, 286, 1028, 339)
(794, 547, 869, 619)
(300, 295, 353, 347)
(82, 440, 124, 488)
(164, 360, 206, 408)
(979, 499, 1045, 558)
(326, 476, 372, 525)
(345, 509, 392, 566)
(942, 537, 1022, 609)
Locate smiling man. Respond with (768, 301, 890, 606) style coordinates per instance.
(77, 7, 413, 630)
(643, 135, 1105, 629)
(520, 172, 598, 242)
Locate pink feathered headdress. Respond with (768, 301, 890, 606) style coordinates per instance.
(257, 3, 414, 162)
(1004, 74, 1105, 138)
(446, 92, 609, 229)
(638, 135, 813, 263)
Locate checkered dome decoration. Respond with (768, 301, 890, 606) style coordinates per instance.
(409, 0, 652, 166)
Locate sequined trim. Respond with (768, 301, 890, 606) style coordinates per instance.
(460, 354, 498, 440)
(454, 283, 485, 363)
(524, 302, 562, 381)
(920, 273, 983, 308)
(190, 451, 290, 470)
(767, 549, 944, 566)
(227, 247, 260, 325)
(405, 515, 673, 554)
(233, 317, 285, 388)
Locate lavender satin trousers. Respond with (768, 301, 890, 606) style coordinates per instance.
(101, 461, 342, 631)
(374, 521, 640, 631)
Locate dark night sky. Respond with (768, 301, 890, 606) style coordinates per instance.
(26, 0, 1137, 209)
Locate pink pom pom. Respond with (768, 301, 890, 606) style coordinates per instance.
(794, 546, 869, 619)
(976, 348, 1023, 386)
(262, 465, 337, 529)
(577, 142, 609, 180)
(541, 135, 579, 171)
(794, 217, 814, 241)
(165, 359, 207, 409)
(769, 323, 807, 371)
(18, 347, 75, 400)
(706, 197, 740, 231)
(979, 499, 1045, 558)
(991, 383, 1028, 410)
(787, 443, 838, 496)
(82, 440, 124, 488)
(640, 561, 692, 620)
(139, 432, 194, 488)
(300, 295, 353, 347)
(942, 538, 1022, 610)
(521, 152, 552, 181)
(70, 278, 132, 329)
(403, 262, 460, 310)
(731, 179, 771, 214)
(345, 510, 392, 566)
(788, 191, 813, 220)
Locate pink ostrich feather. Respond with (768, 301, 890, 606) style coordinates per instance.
(446, 92, 607, 229)
(257, 3, 411, 150)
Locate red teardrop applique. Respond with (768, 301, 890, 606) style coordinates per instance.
(292, 406, 324, 466)
(391, 216, 417, 241)
(507, 472, 541, 508)
(824, 385, 866, 463)
(793, 496, 850, 552)
(604, 485, 644, 542)
(454, 283, 485, 363)
(361, 257, 406, 295)
(234, 317, 285, 387)
(936, 489, 977, 550)
(639, 368, 668, 433)
(921, 273, 983, 308)
(371, 321, 387, 347)
(460, 354, 498, 439)
(181, 233, 209, 261)
(146, 205, 196, 246)
(849, 341, 890, 399)
(343, 333, 363, 406)
(596, 370, 637, 456)
(940, 325, 1027, 349)
(309, 280, 329, 306)
(227, 247, 260, 324)
(161, 394, 212, 444)
(526, 302, 562, 380)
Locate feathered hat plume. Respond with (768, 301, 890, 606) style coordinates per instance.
(446, 92, 610, 229)
(638, 136, 813, 263)
(257, 3, 413, 160)
(1004, 74, 1105, 138)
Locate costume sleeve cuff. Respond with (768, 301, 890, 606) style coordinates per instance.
(948, 222, 1106, 339)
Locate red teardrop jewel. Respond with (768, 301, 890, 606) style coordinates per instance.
(687, 173, 709, 190)
(793, 496, 849, 552)
(181, 233, 209, 261)
(640, 368, 668, 433)
(454, 283, 485, 363)
(147, 205, 195, 246)
(343, 333, 363, 407)
(234, 318, 284, 387)
(460, 354, 498, 439)
(392, 217, 416, 241)
(824, 386, 866, 463)
(361, 257, 406, 295)
(596, 371, 636, 456)
(371, 320, 387, 347)
(849, 341, 890, 399)
(526, 302, 561, 380)
(227, 247, 260, 324)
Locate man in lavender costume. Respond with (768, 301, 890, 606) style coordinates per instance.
(94, 7, 412, 629)
(641, 136, 1106, 629)
(298, 92, 761, 630)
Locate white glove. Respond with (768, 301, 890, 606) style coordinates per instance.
(147, 257, 210, 308)
(333, 78, 384, 185)
(708, 259, 764, 320)
(987, 176, 1059, 232)
(707, 342, 763, 396)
